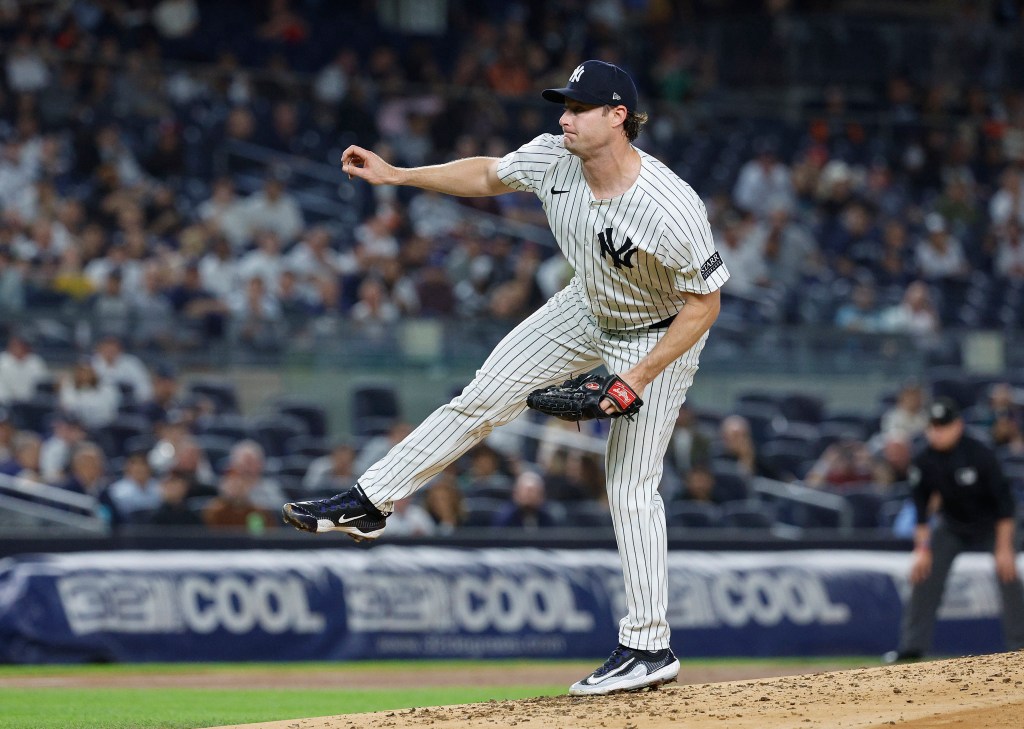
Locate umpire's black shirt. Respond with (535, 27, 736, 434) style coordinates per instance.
(910, 435, 1015, 537)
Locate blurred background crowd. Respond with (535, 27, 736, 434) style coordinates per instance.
(2, 0, 1024, 537)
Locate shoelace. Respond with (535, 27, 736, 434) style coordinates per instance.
(310, 492, 362, 515)
(592, 645, 633, 677)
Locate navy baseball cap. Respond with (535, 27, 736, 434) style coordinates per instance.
(543, 60, 638, 113)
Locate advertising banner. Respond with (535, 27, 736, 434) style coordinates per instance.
(0, 548, 1016, 663)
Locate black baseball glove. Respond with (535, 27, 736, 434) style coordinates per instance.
(526, 373, 644, 422)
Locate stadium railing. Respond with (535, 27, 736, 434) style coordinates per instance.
(0, 474, 107, 534)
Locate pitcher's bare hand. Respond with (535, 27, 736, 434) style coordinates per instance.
(341, 145, 398, 185)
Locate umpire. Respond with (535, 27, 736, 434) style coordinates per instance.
(886, 397, 1024, 662)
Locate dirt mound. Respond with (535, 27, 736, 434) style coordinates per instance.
(0, 659, 852, 691)
(207, 651, 1024, 729)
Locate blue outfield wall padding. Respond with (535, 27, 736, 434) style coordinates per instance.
(0, 548, 1019, 663)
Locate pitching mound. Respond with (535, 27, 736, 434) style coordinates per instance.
(207, 651, 1024, 729)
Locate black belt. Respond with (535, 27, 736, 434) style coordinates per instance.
(648, 314, 677, 329)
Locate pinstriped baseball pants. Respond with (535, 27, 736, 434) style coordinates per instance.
(359, 281, 707, 650)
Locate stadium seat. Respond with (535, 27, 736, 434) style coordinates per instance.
(817, 419, 870, 445)
(251, 415, 308, 458)
(194, 434, 240, 473)
(276, 474, 305, 500)
(276, 454, 315, 480)
(774, 500, 842, 529)
(779, 393, 825, 424)
(352, 385, 400, 437)
(720, 501, 776, 528)
(274, 399, 329, 438)
(668, 501, 722, 528)
(462, 497, 507, 528)
(561, 501, 613, 528)
(843, 489, 885, 528)
(694, 408, 725, 435)
(195, 414, 252, 443)
(284, 435, 332, 458)
(759, 440, 815, 481)
(10, 395, 57, 434)
(187, 380, 239, 413)
(710, 467, 752, 503)
(100, 414, 153, 458)
(736, 391, 783, 409)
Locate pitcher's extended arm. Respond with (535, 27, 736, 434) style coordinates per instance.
(341, 145, 511, 197)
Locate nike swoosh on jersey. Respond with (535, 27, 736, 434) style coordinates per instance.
(551, 188, 570, 194)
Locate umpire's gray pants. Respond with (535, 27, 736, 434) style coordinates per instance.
(899, 521, 1024, 655)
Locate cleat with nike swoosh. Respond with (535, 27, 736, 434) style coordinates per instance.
(281, 484, 389, 541)
(569, 644, 679, 696)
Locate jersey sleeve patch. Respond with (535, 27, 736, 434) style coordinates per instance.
(700, 252, 724, 280)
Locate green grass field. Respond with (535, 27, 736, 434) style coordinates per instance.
(2, 685, 566, 729)
(0, 658, 873, 729)
(0, 660, 567, 729)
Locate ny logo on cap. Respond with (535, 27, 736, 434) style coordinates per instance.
(569, 64, 585, 84)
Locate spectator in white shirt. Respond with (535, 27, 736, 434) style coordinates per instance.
(714, 211, 766, 296)
(351, 277, 400, 335)
(83, 242, 141, 293)
(285, 226, 342, 280)
(914, 213, 969, 280)
(152, 0, 200, 39)
(59, 359, 120, 429)
(239, 175, 304, 245)
(880, 381, 929, 439)
(995, 219, 1024, 280)
(5, 33, 49, 94)
(236, 230, 285, 292)
(989, 166, 1024, 227)
(106, 451, 162, 521)
(733, 141, 795, 218)
(39, 412, 89, 484)
(228, 276, 285, 351)
(199, 236, 242, 301)
(313, 49, 353, 106)
(91, 335, 153, 404)
(130, 262, 175, 349)
(881, 281, 941, 340)
(197, 178, 249, 250)
(0, 141, 36, 213)
(0, 332, 48, 404)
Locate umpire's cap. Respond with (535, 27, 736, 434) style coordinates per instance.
(543, 60, 638, 113)
(928, 397, 961, 426)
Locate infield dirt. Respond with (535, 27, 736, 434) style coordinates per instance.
(201, 651, 1024, 729)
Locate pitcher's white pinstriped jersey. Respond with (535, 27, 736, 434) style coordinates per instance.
(357, 131, 730, 653)
(496, 133, 730, 330)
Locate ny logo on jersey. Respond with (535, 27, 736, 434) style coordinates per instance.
(569, 64, 585, 84)
(597, 227, 638, 269)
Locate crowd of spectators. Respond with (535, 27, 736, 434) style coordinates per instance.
(1, 2, 1024, 534)
(1, 2, 1024, 361)
(2, 308, 1022, 535)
